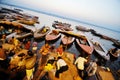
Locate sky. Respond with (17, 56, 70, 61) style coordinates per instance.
(1, 0, 120, 32)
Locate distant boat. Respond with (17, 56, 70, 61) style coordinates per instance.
(76, 25, 90, 32)
(76, 32, 94, 55)
(91, 40, 110, 61)
(52, 21, 73, 31)
(61, 34, 75, 45)
(34, 26, 50, 39)
(45, 29, 61, 41)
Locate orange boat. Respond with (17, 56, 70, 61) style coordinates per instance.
(76, 33, 94, 55)
(61, 34, 75, 45)
(45, 29, 61, 41)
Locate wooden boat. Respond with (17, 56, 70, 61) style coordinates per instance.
(76, 25, 90, 32)
(14, 32, 32, 39)
(45, 29, 61, 41)
(56, 30, 86, 39)
(61, 34, 75, 45)
(91, 40, 110, 61)
(52, 21, 73, 31)
(17, 19, 36, 25)
(52, 21, 71, 28)
(96, 66, 115, 80)
(76, 32, 94, 55)
(34, 26, 50, 39)
(11, 26, 33, 39)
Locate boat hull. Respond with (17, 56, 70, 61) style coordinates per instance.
(34, 26, 50, 39)
(91, 40, 110, 61)
(76, 38, 93, 55)
(61, 34, 75, 45)
(45, 30, 61, 41)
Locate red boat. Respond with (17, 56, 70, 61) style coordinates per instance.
(76, 32, 94, 55)
(45, 29, 61, 41)
(61, 34, 75, 45)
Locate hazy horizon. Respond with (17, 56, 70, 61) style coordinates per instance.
(1, 0, 120, 32)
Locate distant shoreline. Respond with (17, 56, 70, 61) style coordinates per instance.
(1, 2, 120, 33)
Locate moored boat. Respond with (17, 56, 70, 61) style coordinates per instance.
(45, 29, 61, 41)
(10, 26, 33, 39)
(76, 32, 94, 55)
(96, 66, 115, 80)
(52, 21, 73, 31)
(34, 26, 50, 39)
(91, 40, 110, 61)
(14, 32, 32, 39)
(61, 34, 75, 45)
(76, 25, 90, 32)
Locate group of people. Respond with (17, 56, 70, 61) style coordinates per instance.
(0, 34, 37, 80)
(39, 43, 64, 56)
(39, 43, 98, 80)
(74, 54, 97, 79)
(0, 33, 103, 80)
